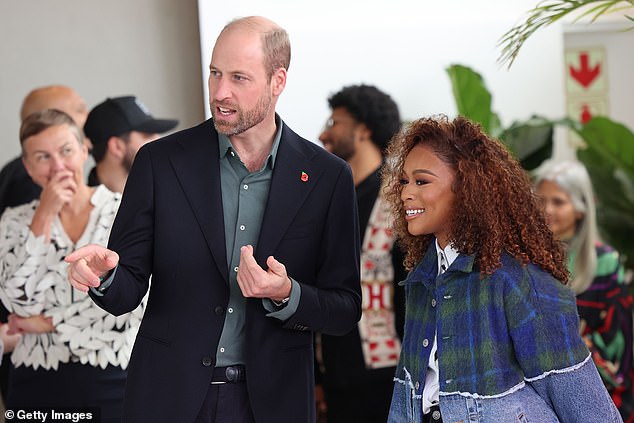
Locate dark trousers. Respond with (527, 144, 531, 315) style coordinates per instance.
(195, 381, 255, 423)
(8, 362, 126, 423)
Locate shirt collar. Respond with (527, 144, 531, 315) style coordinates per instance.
(402, 241, 475, 286)
(435, 239, 460, 273)
(217, 115, 283, 170)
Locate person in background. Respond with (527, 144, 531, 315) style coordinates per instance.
(0, 110, 143, 423)
(534, 159, 634, 422)
(0, 84, 89, 405)
(84, 95, 178, 193)
(317, 84, 405, 423)
(65, 16, 361, 423)
(382, 115, 621, 422)
(0, 85, 89, 215)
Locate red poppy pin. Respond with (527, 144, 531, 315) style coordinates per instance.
(301, 171, 309, 182)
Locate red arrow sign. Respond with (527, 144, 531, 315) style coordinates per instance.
(569, 52, 601, 88)
(580, 103, 592, 124)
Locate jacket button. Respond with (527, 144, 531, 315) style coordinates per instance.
(422, 338, 429, 347)
(214, 306, 225, 315)
(202, 357, 212, 367)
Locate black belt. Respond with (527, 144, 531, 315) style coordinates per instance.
(423, 404, 442, 423)
(211, 365, 246, 384)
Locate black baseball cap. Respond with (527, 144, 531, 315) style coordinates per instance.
(84, 96, 178, 145)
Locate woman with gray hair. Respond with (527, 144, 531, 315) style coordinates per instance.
(534, 159, 634, 421)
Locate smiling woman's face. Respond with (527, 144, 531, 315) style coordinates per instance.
(400, 143, 456, 248)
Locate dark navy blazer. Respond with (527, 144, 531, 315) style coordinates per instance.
(90, 119, 362, 423)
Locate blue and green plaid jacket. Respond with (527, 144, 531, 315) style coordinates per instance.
(395, 242, 590, 398)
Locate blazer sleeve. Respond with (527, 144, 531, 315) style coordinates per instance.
(280, 163, 362, 336)
(90, 145, 154, 315)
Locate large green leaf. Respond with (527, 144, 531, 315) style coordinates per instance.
(579, 148, 634, 212)
(500, 116, 553, 171)
(576, 117, 634, 269)
(576, 117, 634, 179)
(446, 64, 500, 136)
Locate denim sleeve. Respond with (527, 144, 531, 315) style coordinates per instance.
(528, 357, 623, 422)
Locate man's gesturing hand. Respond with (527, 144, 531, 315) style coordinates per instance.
(237, 245, 292, 303)
(65, 244, 119, 293)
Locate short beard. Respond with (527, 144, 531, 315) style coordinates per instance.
(212, 93, 272, 137)
(330, 134, 355, 162)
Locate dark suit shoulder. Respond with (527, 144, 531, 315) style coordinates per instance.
(142, 119, 216, 156)
(280, 122, 348, 169)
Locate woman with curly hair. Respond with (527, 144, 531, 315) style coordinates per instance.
(382, 115, 621, 422)
(535, 159, 634, 422)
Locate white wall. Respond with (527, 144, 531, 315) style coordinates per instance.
(4, 1, 628, 168)
(0, 0, 205, 165)
(197, 0, 567, 146)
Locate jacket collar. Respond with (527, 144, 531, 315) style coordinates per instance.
(402, 240, 476, 287)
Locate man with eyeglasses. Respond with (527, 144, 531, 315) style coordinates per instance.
(317, 84, 406, 423)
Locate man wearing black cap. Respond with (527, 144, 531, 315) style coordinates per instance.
(84, 96, 178, 193)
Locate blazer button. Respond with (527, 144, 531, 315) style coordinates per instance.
(202, 357, 213, 367)
(214, 306, 225, 315)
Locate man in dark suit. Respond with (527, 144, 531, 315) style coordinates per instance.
(65, 15, 361, 423)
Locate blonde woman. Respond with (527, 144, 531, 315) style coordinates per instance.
(0, 110, 143, 423)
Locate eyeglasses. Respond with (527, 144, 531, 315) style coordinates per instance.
(322, 117, 358, 131)
(324, 117, 335, 130)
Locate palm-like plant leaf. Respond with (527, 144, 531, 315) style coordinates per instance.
(498, 0, 634, 68)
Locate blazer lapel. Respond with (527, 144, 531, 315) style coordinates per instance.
(256, 125, 321, 263)
(169, 120, 229, 283)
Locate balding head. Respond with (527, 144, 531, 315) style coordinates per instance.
(20, 85, 88, 128)
(222, 16, 280, 34)
(218, 16, 291, 79)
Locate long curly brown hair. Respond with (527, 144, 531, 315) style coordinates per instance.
(382, 115, 568, 282)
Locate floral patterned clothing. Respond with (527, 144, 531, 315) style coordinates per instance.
(0, 185, 143, 370)
(573, 242, 634, 422)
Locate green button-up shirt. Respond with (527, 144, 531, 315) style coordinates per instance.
(216, 119, 300, 366)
